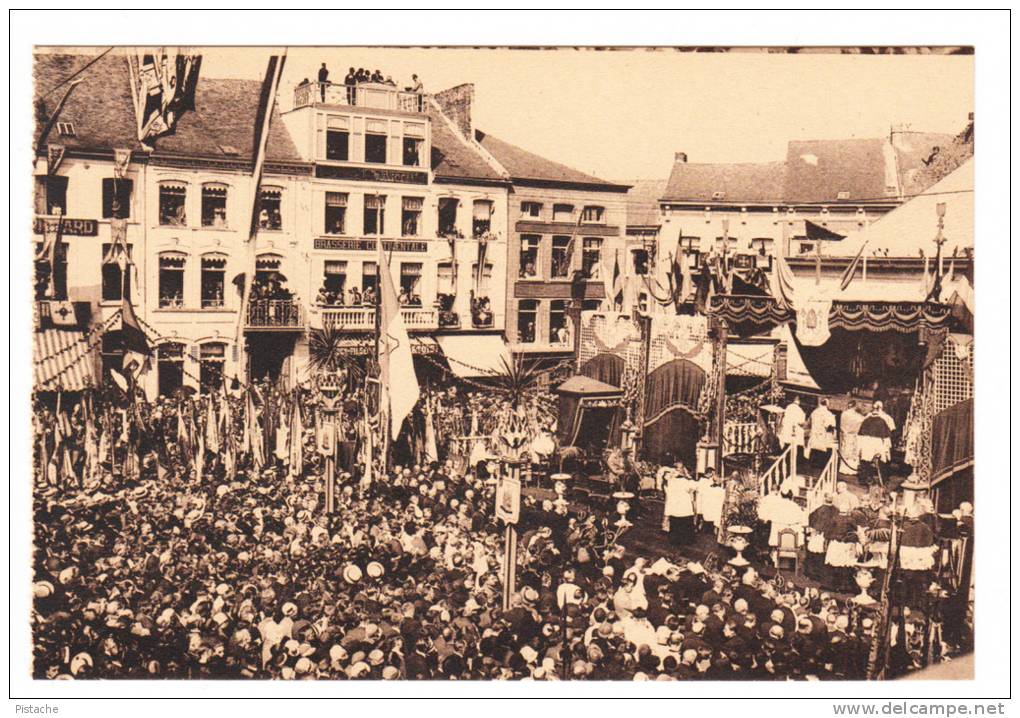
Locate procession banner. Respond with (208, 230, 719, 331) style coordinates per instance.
(495, 474, 521, 524)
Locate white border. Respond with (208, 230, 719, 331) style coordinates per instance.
(5, 8, 1013, 709)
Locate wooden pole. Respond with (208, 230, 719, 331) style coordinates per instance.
(714, 319, 729, 473)
(502, 523, 517, 611)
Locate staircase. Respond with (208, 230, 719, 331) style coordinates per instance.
(758, 444, 838, 513)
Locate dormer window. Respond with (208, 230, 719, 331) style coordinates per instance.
(56, 121, 76, 137)
(836, 190, 850, 200)
(712, 191, 726, 201)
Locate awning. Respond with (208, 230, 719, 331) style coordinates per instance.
(727, 342, 774, 378)
(34, 328, 99, 391)
(802, 220, 846, 241)
(436, 334, 511, 378)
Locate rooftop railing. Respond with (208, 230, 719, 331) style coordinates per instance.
(294, 82, 426, 113)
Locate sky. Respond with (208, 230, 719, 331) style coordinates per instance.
(55, 46, 975, 182)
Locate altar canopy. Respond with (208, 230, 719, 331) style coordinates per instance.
(554, 375, 623, 451)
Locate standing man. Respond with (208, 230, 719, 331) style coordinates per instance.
(318, 62, 330, 101)
(344, 67, 357, 105)
(664, 467, 696, 548)
(806, 398, 837, 466)
(838, 400, 864, 476)
(778, 395, 806, 457)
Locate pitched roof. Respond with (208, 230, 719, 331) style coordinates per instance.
(784, 138, 890, 204)
(33, 52, 301, 163)
(890, 131, 958, 196)
(662, 161, 785, 203)
(624, 179, 668, 227)
(427, 103, 506, 183)
(151, 78, 301, 163)
(34, 51, 139, 152)
(475, 130, 628, 190)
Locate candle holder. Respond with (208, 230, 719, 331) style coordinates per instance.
(852, 568, 877, 606)
(612, 491, 634, 529)
(551, 473, 571, 514)
(727, 525, 753, 567)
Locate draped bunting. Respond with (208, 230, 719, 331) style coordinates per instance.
(709, 295, 953, 336)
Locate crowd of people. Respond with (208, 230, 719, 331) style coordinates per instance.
(299, 63, 424, 106)
(30, 374, 970, 681)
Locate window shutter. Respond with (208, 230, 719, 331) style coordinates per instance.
(190, 346, 199, 362)
(232, 344, 239, 363)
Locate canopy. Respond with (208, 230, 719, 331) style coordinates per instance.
(436, 334, 511, 378)
(555, 375, 623, 397)
(34, 328, 99, 391)
(727, 342, 775, 378)
(554, 375, 622, 449)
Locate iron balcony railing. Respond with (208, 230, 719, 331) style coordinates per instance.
(246, 299, 304, 329)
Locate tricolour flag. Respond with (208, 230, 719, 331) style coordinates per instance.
(378, 242, 420, 439)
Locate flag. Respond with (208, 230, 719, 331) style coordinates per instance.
(839, 241, 868, 292)
(677, 244, 693, 304)
(176, 405, 192, 458)
(603, 249, 624, 311)
(424, 400, 439, 464)
(195, 423, 205, 483)
(205, 398, 220, 455)
(378, 242, 420, 439)
(288, 395, 304, 478)
(120, 294, 152, 384)
(562, 214, 584, 277)
(36, 213, 64, 299)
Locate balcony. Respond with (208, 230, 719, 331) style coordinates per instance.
(246, 299, 305, 330)
(293, 82, 426, 114)
(316, 306, 437, 332)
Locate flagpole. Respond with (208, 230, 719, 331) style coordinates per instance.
(374, 237, 390, 474)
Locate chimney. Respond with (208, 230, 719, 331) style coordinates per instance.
(675, 152, 688, 163)
(433, 83, 474, 139)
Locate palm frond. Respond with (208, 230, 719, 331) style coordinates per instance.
(492, 354, 540, 408)
(308, 325, 364, 381)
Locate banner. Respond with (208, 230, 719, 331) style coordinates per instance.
(47, 144, 65, 175)
(795, 297, 833, 347)
(113, 149, 132, 178)
(495, 474, 521, 524)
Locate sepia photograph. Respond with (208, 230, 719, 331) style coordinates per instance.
(8, 8, 1011, 711)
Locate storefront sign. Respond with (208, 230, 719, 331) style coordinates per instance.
(315, 164, 429, 185)
(33, 217, 98, 236)
(314, 238, 428, 252)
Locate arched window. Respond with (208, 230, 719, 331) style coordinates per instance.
(157, 342, 185, 396)
(198, 342, 226, 395)
(201, 253, 227, 309)
(257, 186, 283, 230)
(201, 182, 229, 228)
(158, 181, 187, 226)
(158, 252, 188, 308)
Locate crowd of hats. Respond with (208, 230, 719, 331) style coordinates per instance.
(31, 388, 957, 681)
